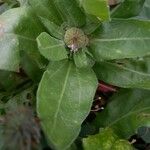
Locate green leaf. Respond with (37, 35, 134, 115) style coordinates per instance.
(80, 0, 110, 21)
(93, 89, 150, 138)
(40, 17, 64, 39)
(93, 57, 150, 89)
(54, 0, 86, 27)
(90, 19, 150, 60)
(73, 49, 89, 68)
(111, 140, 133, 150)
(0, 7, 44, 72)
(0, 34, 19, 71)
(37, 60, 98, 150)
(83, 128, 133, 150)
(28, 0, 62, 25)
(37, 32, 68, 61)
(139, 0, 150, 19)
(111, 0, 145, 18)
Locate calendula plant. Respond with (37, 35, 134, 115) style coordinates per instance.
(0, 0, 150, 150)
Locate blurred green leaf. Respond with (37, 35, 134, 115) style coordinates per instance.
(28, 0, 62, 25)
(93, 89, 150, 139)
(139, 0, 150, 19)
(111, 0, 145, 18)
(83, 128, 133, 150)
(54, 0, 86, 27)
(0, 7, 44, 72)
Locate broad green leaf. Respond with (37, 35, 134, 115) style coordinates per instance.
(37, 60, 98, 150)
(0, 7, 44, 72)
(73, 49, 89, 68)
(28, 0, 62, 25)
(54, 0, 86, 27)
(139, 0, 150, 19)
(93, 89, 150, 138)
(37, 32, 68, 61)
(90, 19, 150, 60)
(80, 0, 110, 21)
(111, 0, 145, 18)
(83, 128, 133, 150)
(40, 17, 64, 39)
(93, 57, 150, 89)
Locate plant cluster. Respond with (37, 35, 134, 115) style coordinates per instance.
(0, 0, 150, 150)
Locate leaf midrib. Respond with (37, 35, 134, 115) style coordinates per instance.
(92, 37, 150, 42)
(51, 62, 72, 133)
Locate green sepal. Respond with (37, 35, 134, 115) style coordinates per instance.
(73, 48, 94, 68)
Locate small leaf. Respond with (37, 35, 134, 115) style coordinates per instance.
(83, 128, 133, 150)
(93, 57, 150, 89)
(80, 0, 110, 21)
(93, 89, 150, 139)
(111, 0, 145, 18)
(37, 32, 68, 61)
(73, 48, 89, 68)
(40, 17, 64, 39)
(90, 19, 150, 60)
(0, 7, 45, 72)
(54, 0, 86, 27)
(37, 60, 98, 150)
